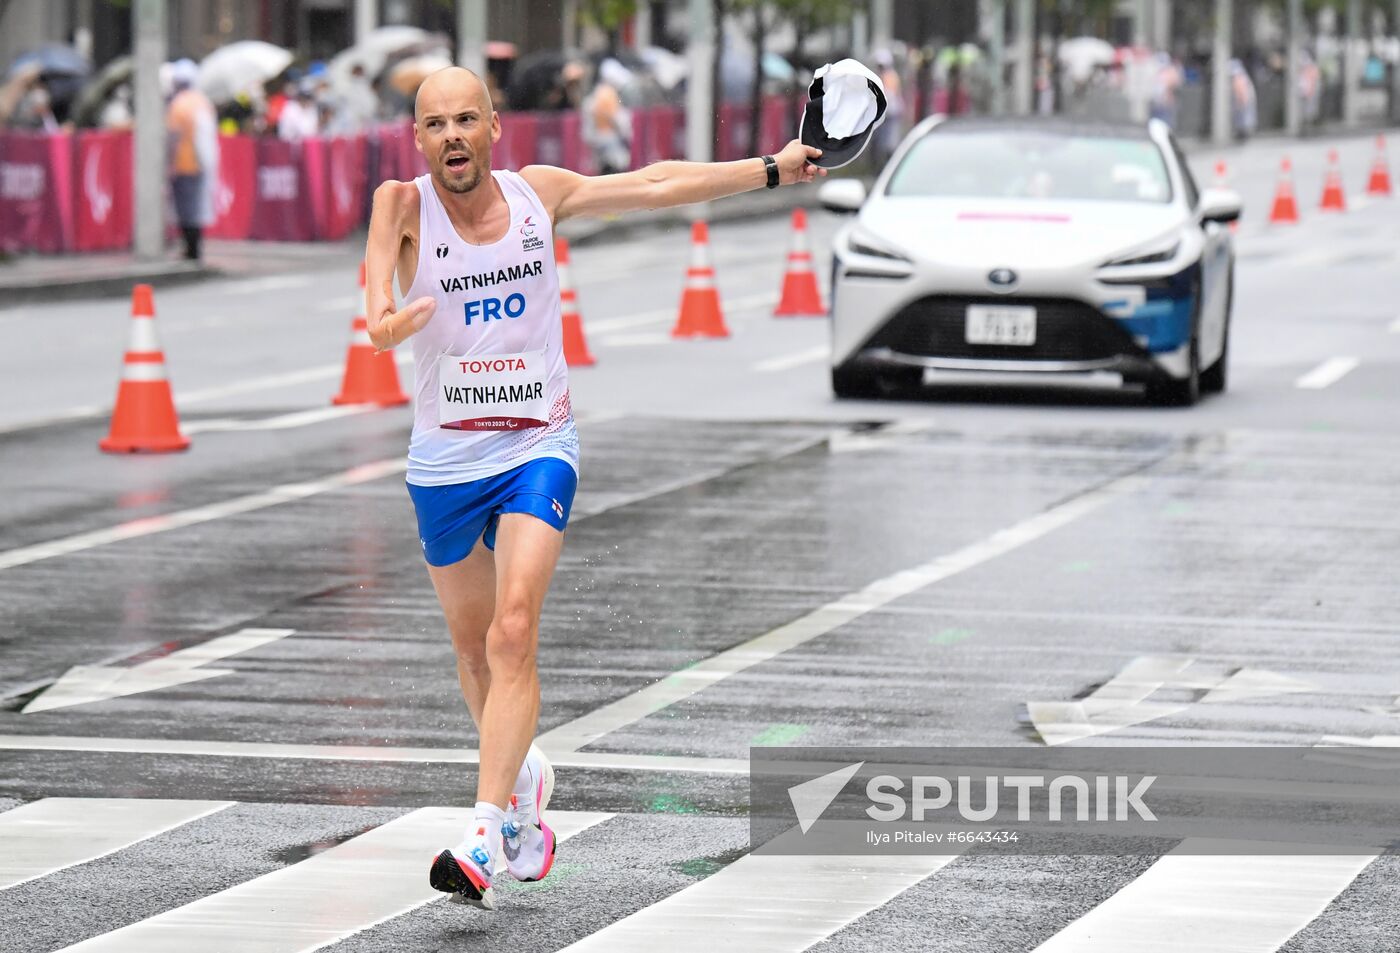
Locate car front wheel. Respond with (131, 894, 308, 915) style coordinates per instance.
(1145, 333, 1200, 407)
(832, 363, 881, 399)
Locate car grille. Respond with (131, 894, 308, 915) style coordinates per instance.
(863, 296, 1141, 363)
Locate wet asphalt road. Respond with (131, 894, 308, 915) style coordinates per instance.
(1, 134, 1400, 952)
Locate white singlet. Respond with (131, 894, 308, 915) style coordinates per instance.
(401, 170, 579, 486)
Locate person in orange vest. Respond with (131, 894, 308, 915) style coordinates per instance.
(166, 59, 219, 260)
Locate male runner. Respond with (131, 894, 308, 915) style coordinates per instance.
(364, 66, 822, 910)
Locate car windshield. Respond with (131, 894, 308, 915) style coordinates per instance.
(885, 129, 1173, 204)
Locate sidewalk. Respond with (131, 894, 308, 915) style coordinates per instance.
(0, 180, 819, 304)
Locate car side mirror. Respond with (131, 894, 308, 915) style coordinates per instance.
(818, 178, 867, 213)
(1199, 187, 1242, 224)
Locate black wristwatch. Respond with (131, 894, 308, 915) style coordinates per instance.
(761, 154, 780, 189)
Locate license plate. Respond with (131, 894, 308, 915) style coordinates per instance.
(965, 305, 1036, 346)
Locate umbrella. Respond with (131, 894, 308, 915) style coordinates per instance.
(639, 46, 686, 91)
(508, 50, 573, 111)
(71, 54, 132, 127)
(199, 40, 293, 103)
(7, 44, 89, 79)
(327, 26, 447, 93)
(387, 53, 453, 97)
(1058, 36, 1116, 84)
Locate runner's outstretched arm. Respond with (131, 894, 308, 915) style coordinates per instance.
(521, 138, 824, 224)
(364, 180, 437, 352)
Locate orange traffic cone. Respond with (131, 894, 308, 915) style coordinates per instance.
(773, 208, 825, 317)
(1319, 149, 1347, 212)
(555, 237, 596, 366)
(100, 284, 189, 453)
(671, 220, 729, 338)
(1366, 135, 1392, 197)
(1269, 157, 1299, 224)
(332, 261, 409, 406)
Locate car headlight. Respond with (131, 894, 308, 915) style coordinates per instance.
(1101, 241, 1180, 268)
(847, 226, 913, 263)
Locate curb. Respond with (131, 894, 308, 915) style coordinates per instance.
(0, 260, 220, 305)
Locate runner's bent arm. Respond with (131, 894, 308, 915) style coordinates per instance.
(364, 181, 436, 352)
(521, 138, 824, 224)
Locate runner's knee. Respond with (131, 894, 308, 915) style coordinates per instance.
(487, 603, 537, 669)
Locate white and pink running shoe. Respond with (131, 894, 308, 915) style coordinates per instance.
(501, 743, 557, 882)
(429, 825, 498, 910)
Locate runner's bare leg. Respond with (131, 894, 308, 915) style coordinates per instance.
(426, 540, 496, 728)
(429, 512, 564, 809)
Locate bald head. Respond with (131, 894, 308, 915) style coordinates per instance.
(415, 66, 492, 124)
(413, 66, 499, 195)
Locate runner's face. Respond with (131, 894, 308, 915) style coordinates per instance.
(415, 78, 499, 195)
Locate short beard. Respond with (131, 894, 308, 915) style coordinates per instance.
(436, 163, 483, 195)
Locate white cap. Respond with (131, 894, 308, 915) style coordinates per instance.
(799, 59, 888, 169)
(170, 58, 198, 90)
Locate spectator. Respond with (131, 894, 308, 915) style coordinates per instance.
(100, 84, 134, 130)
(13, 85, 60, 132)
(872, 48, 904, 170)
(166, 59, 219, 260)
(1229, 59, 1257, 140)
(1150, 53, 1183, 129)
(277, 79, 319, 141)
(580, 68, 632, 175)
(331, 63, 379, 134)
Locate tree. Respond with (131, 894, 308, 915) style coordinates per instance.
(731, 0, 858, 156)
(580, 0, 639, 54)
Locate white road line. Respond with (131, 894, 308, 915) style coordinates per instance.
(217, 274, 313, 295)
(315, 295, 360, 313)
(181, 405, 376, 435)
(537, 471, 1150, 753)
(53, 807, 612, 953)
(22, 628, 298, 714)
(1295, 356, 1360, 390)
(0, 734, 749, 774)
(0, 798, 234, 891)
(595, 332, 673, 347)
(753, 345, 828, 373)
(586, 293, 778, 333)
(0, 458, 407, 572)
(827, 419, 935, 454)
(1033, 841, 1376, 952)
(1389, 316, 1400, 334)
(560, 851, 963, 952)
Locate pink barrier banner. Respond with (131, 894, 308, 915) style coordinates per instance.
(72, 130, 133, 251)
(495, 113, 539, 171)
(631, 106, 683, 168)
(8, 102, 792, 256)
(533, 113, 589, 174)
(207, 134, 256, 240)
(327, 135, 367, 240)
(303, 136, 368, 240)
(249, 138, 313, 241)
(392, 122, 428, 180)
(0, 133, 73, 253)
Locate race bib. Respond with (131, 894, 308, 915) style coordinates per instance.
(438, 349, 548, 431)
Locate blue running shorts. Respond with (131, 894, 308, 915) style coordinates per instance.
(406, 457, 578, 567)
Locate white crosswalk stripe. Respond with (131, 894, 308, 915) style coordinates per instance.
(559, 851, 963, 952)
(52, 806, 611, 953)
(0, 798, 1378, 952)
(0, 797, 234, 891)
(1033, 840, 1376, 953)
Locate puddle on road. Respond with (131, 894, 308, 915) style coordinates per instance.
(270, 824, 380, 865)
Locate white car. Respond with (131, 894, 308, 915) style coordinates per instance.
(820, 116, 1240, 405)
